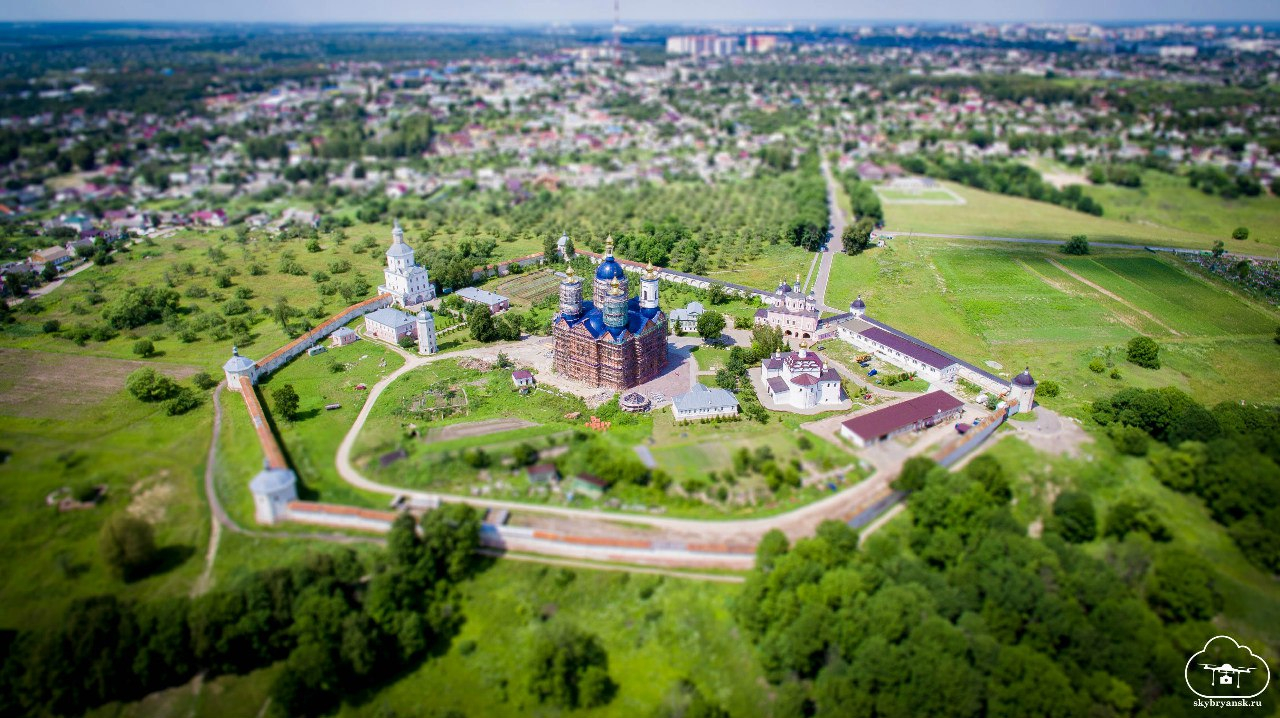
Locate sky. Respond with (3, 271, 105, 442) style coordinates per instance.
(1, 0, 1278, 24)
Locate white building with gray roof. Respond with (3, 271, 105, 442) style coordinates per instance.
(671, 382, 740, 421)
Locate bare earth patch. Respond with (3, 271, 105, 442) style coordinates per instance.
(424, 417, 540, 443)
(0, 348, 200, 418)
(128, 470, 176, 524)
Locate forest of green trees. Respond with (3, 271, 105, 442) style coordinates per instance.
(734, 447, 1274, 717)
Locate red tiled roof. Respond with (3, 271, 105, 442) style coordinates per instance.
(286, 501, 399, 522)
(859, 326, 955, 370)
(256, 294, 391, 369)
(238, 376, 288, 470)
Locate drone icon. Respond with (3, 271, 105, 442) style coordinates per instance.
(1201, 663, 1255, 688)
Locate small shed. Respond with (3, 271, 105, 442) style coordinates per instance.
(527, 463, 559, 484)
(331, 327, 359, 347)
(570, 474, 606, 500)
(512, 369, 535, 388)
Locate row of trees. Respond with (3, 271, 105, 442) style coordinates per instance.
(0, 507, 481, 717)
(901, 155, 1105, 216)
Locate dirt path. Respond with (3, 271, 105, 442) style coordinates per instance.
(1015, 258, 1147, 334)
(1046, 258, 1181, 336)
(191, 516, 221, 596)
(477, 549, 745, 583)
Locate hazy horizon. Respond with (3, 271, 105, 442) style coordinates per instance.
(2, 0, 1278, 25)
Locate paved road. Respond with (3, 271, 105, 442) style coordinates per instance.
(6, 260, 95, 307)
(884, 231, 1277, 261)
(812, 157, 847, 312)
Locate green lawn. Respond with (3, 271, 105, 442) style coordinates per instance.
(874, 187, 962, 203)
(882, 179, 1280, 257)
(257, 336, 407, 509)
(341, 357, 858, 518)
(824, 238, 1280, 417)
(5, 228, 393, 375)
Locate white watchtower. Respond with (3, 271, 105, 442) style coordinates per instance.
(1009, 367, 1038, 415)
(223, 346, 257, 390)
(417, 309, 438, 355)
(249, 459, 298, 525)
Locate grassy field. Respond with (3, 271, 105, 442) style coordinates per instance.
(882, 179, 1280, 257)
(257, 335, 407, 508)
(0, 358, 212, 629)
(825, 238, 1280, 416)
(1084, 169, 1280, 250)
(4, 228, 394, 374)
(874, 187, 964, 203)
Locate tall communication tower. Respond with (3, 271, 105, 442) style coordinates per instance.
(612, 0, 622, 66)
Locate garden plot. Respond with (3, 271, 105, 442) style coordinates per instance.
(491, 270, 562, 304)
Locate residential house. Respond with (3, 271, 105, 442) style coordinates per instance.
(671, 382, 740, 421)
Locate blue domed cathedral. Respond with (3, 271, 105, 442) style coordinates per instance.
(553, 237, 668, 390)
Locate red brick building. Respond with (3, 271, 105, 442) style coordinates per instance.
(552, 239, 667, 391)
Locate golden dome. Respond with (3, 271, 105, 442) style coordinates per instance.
(643, 262, 657, 280)
(608, 277, 623, 296)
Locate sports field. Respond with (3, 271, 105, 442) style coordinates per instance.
(874, 186, 965, 204)
(826, 238, 1280, 415)
(882, 179, 1280, 257)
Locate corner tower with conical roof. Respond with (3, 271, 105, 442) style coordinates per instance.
(223, 346, 257, 389)
(378, 219, 435, 307)
(1009, 367, 1037, 414)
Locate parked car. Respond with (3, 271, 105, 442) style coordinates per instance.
(867, 368, 878, 376)
(955, 423, 971, 434)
